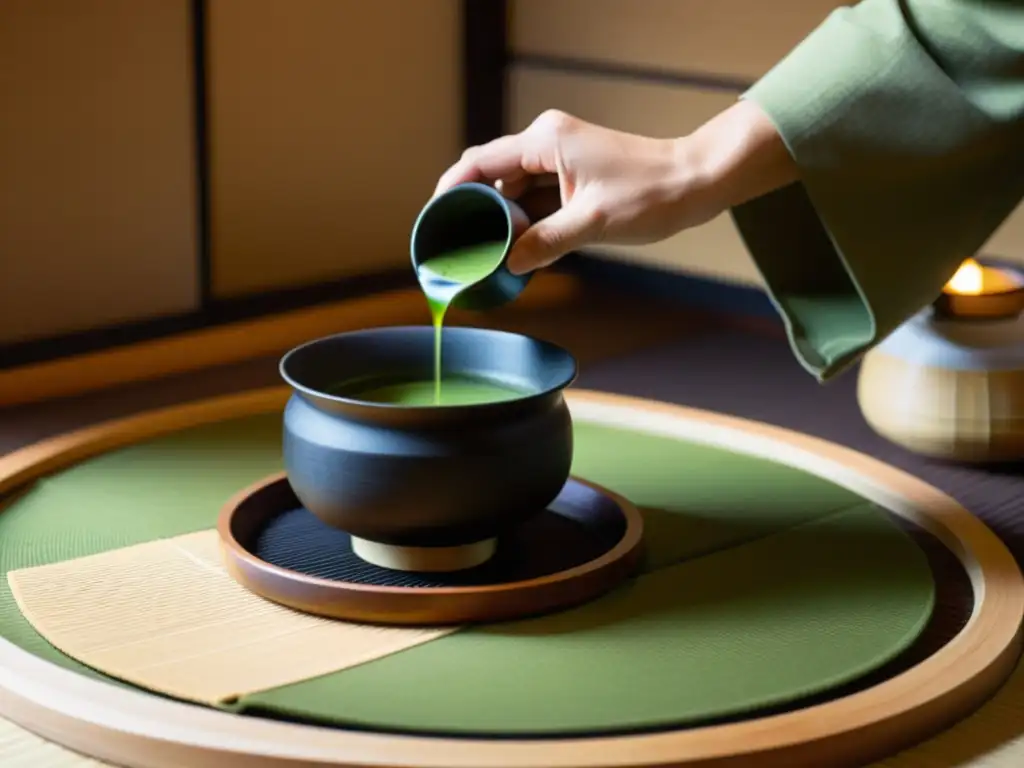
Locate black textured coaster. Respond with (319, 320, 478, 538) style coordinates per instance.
(254, 483, 625, 589)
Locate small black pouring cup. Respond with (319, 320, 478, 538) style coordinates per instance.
(278, 326, 578, 571)
(410, 181, 563, 310)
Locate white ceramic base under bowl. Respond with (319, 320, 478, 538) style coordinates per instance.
(350, 536, 498, 572)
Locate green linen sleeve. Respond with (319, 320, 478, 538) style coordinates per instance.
(731, 0, 1024, 382)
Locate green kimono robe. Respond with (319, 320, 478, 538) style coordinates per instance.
(731, 0, 1024, 382)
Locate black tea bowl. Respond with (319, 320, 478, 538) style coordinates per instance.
(278, 326, 578, 572)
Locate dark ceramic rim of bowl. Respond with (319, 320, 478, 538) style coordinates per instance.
(278, 325, 578, 410)
(408, 181, 514, 274)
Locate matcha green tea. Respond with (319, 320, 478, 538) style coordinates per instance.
(417, 242, 508, 286)
(341, 375, 529, 406)
(415, 241, 508, 403)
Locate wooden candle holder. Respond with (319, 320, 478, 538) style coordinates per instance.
(858, 260, 1024, 463)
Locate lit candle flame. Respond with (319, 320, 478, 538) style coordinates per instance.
(944, 258, 984, 295)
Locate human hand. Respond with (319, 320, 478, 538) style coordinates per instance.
(433, 101, 797, 274)
(434, 110, 700, 274)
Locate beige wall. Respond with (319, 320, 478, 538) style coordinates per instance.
(0, 0, 462, 348)
(511, 0, 848, 81)
(508, 0, 1024, 283)
(0, 0, 199, 345)
(207, 0, 461, 298)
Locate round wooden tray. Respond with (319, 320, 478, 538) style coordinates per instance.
(218, 473, 644, 625)
(0, 387, 1021, 768)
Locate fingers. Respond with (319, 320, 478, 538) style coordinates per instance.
(434, 134, 538, 196)
(499, 172, 560, 210)
(432, 109, 597, 273)
(506, 203, 603, 275)
(433, 110, 578, 197)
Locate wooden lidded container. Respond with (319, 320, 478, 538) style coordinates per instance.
(857, 258, 1024, 463)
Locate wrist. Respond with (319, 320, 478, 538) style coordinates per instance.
(675, 99, 798, 215)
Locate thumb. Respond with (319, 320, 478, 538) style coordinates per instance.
(506, 203, 600, 275)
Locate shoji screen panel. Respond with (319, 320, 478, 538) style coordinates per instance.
(0, 0, 199, 345)
(510, 0, 847, 81)
(207, 0, 461, 299)
(508, 69, 760, 286)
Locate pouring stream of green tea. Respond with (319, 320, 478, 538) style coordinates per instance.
(331, 184, 566, 406)
(334, 242, 524, 406)
(416, 241, 511, 403)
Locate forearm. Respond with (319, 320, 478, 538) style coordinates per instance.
(681, 99, 800, 215)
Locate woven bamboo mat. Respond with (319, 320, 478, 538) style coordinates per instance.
(6, 530, 453, 707)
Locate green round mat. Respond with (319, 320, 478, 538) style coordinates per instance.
(0, 409, 935, 736)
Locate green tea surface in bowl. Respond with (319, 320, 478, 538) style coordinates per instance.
(336, 375, 533, 407)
